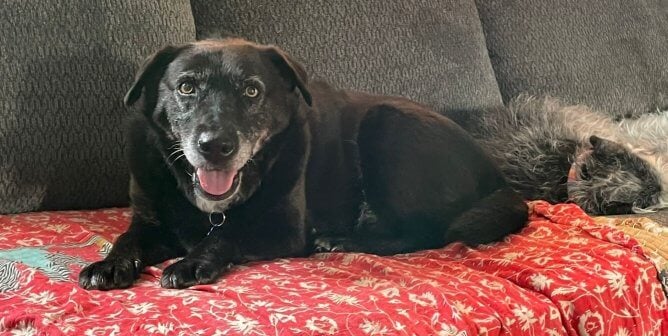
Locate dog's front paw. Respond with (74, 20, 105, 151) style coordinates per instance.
(160, 258, 226, 289)
(79, 258, 140, 290)
(313, 237, 349, 253)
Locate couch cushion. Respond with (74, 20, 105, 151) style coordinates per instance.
(191, 0, 502, 114)
(475, 0, 668, 117)
(0, 2, 196, 214)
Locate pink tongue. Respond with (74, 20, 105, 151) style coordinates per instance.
(197, 169, 237, 196)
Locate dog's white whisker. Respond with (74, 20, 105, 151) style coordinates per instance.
(167, 149, 184, 161)
(167, 141, 183, 151)
(168, 153, 187, 168)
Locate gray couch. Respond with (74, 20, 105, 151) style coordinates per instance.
(1, 1, 667, 223)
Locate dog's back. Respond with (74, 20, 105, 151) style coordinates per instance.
(306, 82, 528, 254)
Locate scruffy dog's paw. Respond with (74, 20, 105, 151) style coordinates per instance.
(313, 237, 349, 253)
(79, 258, 140, 290)
(160, 258, 224, 289)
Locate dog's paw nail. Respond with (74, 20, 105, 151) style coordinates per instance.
(161, 259, 222, 289)
(78, 258, 138, 290)
(314, 238, 332, 252)
(314, 237, 347, 253)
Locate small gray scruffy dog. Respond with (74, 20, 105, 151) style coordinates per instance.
(454, 95, 668, 215)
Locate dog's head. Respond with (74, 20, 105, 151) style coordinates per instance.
(125, 38, 312, 212)
(568, 135, 664, 215)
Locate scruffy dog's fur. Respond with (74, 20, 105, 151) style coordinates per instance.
(78, 38, 527, 290)
(453, 95, 668, 215)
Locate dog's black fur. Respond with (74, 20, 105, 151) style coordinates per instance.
(79, 39, 528, 290)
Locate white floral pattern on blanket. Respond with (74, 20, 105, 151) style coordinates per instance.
(0, 202, 666, 335)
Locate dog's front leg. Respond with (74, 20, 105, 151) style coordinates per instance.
(79, 218, 186, 290)
(161, 206, 308, 289)
(160, 230, 241, 289)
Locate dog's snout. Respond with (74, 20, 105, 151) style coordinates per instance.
(197, 131, 237, 159)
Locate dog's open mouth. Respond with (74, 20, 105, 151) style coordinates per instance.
(194, 168, 242, 200)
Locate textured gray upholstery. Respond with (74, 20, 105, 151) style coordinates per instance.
(0, 1, 196, 214)
(475, 0, 668, 118)
(191, 0, 503, 114)
(5, 1, 665, 215)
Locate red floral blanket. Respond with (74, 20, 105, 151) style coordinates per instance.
(0, 201, 666, 335)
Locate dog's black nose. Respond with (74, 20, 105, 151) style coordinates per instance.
(197, 132, 237, 159)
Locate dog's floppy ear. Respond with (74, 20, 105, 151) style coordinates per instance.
(124, 45, 187, 107)
(589, 135, 625, 154)
(262, 47, 312, 106)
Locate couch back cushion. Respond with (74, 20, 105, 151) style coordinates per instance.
(0, 1, 195, 214)
(191, 0, 502, 115)
(476, 0, 668, 117)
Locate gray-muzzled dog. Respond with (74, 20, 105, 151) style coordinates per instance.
(452, 95, 668, 215)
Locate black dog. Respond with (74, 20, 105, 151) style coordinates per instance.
(79, 38, 528, 290)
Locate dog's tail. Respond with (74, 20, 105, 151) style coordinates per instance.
(444, 186, 528, 246)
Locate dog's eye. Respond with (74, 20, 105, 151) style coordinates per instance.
(178, 82, 195, 95)
(244, 85, 260, 98)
